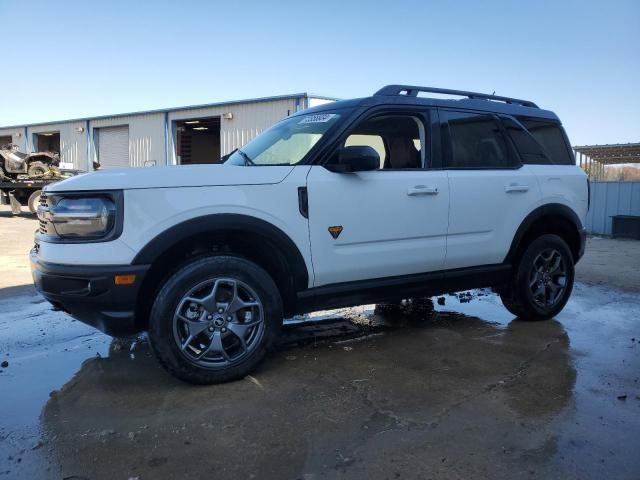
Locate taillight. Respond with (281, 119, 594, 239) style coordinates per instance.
(587, 177, 591, 211)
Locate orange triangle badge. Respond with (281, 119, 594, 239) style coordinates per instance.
(328, 226, 343, 239)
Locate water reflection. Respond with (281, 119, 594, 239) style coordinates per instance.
(40, 304, 577, 479)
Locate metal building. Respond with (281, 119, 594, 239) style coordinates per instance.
(0, 93, 335, 171)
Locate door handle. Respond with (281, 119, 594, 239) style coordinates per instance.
(407, 185, 439, 196)
(505, 183, 529, 193)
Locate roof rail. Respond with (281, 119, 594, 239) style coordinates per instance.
(374, 85, 539, 108)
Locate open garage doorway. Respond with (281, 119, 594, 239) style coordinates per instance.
(175, 117, 221, 164)
(34, 132, 60, 153)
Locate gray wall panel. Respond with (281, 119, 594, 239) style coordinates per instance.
(585, 182, 640, 235)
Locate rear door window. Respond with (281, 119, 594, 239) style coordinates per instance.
(440, 110, 518, 169)
(516, 117, 574, 165)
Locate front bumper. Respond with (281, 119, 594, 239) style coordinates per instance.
(30, 250, 150, 337)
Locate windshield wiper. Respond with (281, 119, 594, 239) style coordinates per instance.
(237, 149, 255, 166)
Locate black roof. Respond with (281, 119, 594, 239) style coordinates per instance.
(294, 84, 558, 121)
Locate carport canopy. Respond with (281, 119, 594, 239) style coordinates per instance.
(573, 143, 640, 165)
(572, 142, 640, 180)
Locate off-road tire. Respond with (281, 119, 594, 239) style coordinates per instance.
(28, 190, 41, 214)
(149, 255, 282, 385)
(27, 161, 49, 177)
(500, 234, 574, 321)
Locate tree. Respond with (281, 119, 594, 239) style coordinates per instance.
(603, 165, 640, 181)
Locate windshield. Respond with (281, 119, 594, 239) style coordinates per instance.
(224, 112, 342, 166)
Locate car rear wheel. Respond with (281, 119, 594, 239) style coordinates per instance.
(149, 255, 282, 384)
(500, 234, 574, 321)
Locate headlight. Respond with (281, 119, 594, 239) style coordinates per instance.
(38, 192, 121, 241)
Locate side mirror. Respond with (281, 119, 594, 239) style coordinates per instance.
(327, 146, 380, 173)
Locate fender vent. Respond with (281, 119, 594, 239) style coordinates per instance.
(298, 187, 308, 219)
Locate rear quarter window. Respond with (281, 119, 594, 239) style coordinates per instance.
(501, 117, 550, 164)
(516, 117, 575, 165)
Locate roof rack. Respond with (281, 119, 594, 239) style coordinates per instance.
(374, 85, 539, 109)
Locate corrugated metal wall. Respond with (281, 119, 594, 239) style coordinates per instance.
(30, 121, 87, 170)
(1, 94, 334, 170)
(169, 97, 301, 162)
(585, 182, 640, 235)
(0, 123, 87, 170)
(0, 128, 26, 151)
(91, 112, 165, 168)
(1, 113, 167, 169)
(308, 97, 335, 108)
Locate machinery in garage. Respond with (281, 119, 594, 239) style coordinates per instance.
(175, 117, 221, 164)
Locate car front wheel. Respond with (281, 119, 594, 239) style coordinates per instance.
(28, 190, 41, 214)
(500, 234, 574, 321)
(149, 255, 282, 384)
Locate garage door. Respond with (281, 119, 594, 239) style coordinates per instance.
(97, 126, 129, 169)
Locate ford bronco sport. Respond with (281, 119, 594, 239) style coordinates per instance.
(32, 85, 588, 384)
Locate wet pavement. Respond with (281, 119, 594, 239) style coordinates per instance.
(1, 283, 639, 479)
(1, 208, 639, 479)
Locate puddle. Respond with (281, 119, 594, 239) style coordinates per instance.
(0, 283, 639, 479)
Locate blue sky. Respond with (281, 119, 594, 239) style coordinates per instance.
(0, 0, 638, 146)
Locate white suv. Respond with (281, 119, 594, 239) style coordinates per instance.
(32, 85, 588, 384)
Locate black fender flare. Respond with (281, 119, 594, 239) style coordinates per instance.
(505, 203, 583, 263)
(131, 213, 309, 290)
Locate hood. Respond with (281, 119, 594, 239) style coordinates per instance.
(46, 164, 295, 192)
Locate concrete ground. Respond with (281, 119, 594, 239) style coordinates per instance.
(0, 205, 639, 480)
(575, 236, 640, 292)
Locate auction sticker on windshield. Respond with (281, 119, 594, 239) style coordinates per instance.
(298, 114, 338, 124)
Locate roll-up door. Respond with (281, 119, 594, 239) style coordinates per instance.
(97, 126, 129, 168)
